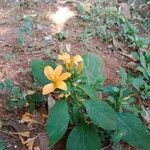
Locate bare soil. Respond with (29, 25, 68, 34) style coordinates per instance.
(0, 0, 140, 149)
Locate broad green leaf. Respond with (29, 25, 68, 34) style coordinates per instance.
(47, 100, 69, 145)
(140, 52, 146, 68)
(116, 112, 150, 149)
(131, 52, 140, 60)
(31, 59, 55, 86)
(132, 77, 145, 90)
(84, 99, 117, 130)
(67, 124, 101, 150)
(119, 68, 127, 85)
(81, 53, 105, 85)
(137, 66, 149, 80)
(103, 85, 119, 95)
(80, 84, 99, 100)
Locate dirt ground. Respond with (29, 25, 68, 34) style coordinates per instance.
(0, 0, 140, 149)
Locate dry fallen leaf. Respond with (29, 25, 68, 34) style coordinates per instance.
(26, 90, 36, 95)
(66, 43, 71, 52)
(0, 120, 2, 129)
(41, 114, 48, 123)
(19, 112, 39, 127)
(48, 95, 56, 110)
(11, 131, 30, 137)
(24, 137, 36, 150)
(34, 146, 40, 150)
(142, 106, 150, 129)
(18, 133, 34, 150)
(113, 38, 124, 50)
(19, 135, 25, 144)
(84, 1, 92, 12)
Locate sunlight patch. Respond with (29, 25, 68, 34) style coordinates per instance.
(47, 6, 75, 33)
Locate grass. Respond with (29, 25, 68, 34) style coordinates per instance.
(77, 0, 149, 50)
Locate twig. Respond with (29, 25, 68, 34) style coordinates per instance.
(0, 129, 18, 138)
(117, 51, 136, 61)
(34, 132, 47, 140)
(101, 144, 112, 150)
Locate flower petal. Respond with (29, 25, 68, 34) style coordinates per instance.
(58, 53, 70, 63)
(60, 72, 71, 81)
(42, 83, 55, 95)
(73, 55, 83, 65)
(56, 81, 67, 91)
(44, 66, 54, 81)
(54, 65, 63, 81)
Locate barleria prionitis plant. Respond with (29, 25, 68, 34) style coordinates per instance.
(31, 52, 150, 149)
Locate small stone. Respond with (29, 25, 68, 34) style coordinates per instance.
(43, 35, 54, 44)
(36, 24, 48, 32)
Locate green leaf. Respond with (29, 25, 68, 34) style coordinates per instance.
(116, 112, 150, 149)
(27, 92, 46, 112)
(47, 100, 69, 146)
(131, 52, 140, 60)
(140, 52, 146, 68)
(3, 79, 13, 90)
(103, 85, 119, 95)
(0, 139, 5, 150)
(67, 124, 101, 150)
(137, 66, 148, 79)
(31, 59, 55, 86)
(81, 53, 105, 85)
(80, 84, 99, 100)
(25, 16, 32, 33)
(119, 68, 127, 85)
(17, 27, 25, 45)
(84, 99, 117, 130)
(132, 77, 145, 90)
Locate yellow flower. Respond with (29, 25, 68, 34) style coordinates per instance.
(42, 65, 71, 95)
(58, 53, 83, 71)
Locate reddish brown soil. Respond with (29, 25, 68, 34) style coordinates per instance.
(0, 1, 135, 150)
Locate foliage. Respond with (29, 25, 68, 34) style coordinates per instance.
(67, 124, 101, 150)
(31, 52, 150, 149)
(0, 79, 26, 111)
(18, 0, 38, 8)
(0, 139, 5, 150)
(31, 59, 56, 86)
(131, 51, 150, 101)
(115, 112, 150, 149)
(0, 79, 45, 112)
(77, 0, 149, 50)
(4, 53, 16, 61)
(103, 68, 141, 115)
(47, 100, 69, 146)
(27, 92, 47, 112)
(56, 32, 67, 41)
(17, 16, 32, 45)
